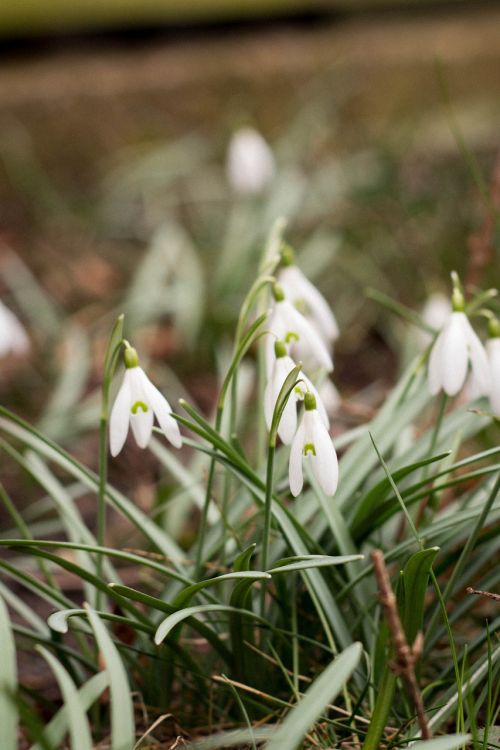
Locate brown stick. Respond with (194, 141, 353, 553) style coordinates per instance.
(466, 587, 500, 602)
(371, 549, 432, 739)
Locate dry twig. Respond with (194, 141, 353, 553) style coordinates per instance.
(371, 549, 432, 739)
(466, 586, 500, 602)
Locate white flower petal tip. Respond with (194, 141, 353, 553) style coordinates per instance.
(109, 366, 182, 456)
(226, 127, 275, 195)
(288, 409, 338, 498)
(0, 301, 29, 357)
(427, 311, 490, 398)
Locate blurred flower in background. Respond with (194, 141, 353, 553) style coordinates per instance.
(226, 126, 276, 195)
(0, 300, 29, 357)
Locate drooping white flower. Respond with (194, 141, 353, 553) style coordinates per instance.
(486, 337, 500, 415)
(428, 311, 490, 397)
(266, 284, 333, 377)
(264, 341, 329, 445)
(278, 263, 339, 345)
(109, 348, 182, 456)
(226, 127, 275, 195)
(0, 300, 29, 356)
(289, 392, 338, 497)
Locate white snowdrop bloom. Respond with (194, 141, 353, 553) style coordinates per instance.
(109, 349, 182, 457)
(289, 392, 338, 498)
(266, 285, 333, 378)
(417, 292, 451, 349)
(226, 127, 275, 195)
(264, 341, 329, 445)
(278, 264, 339, 344)
(428, 311, 490, 398)
(0, 300, 29, 356)
(486, 337, 500, 415)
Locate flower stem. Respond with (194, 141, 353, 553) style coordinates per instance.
(260, 442, 275, 617)
(195, 404, 223, 579)
(96, 315, 124, 610)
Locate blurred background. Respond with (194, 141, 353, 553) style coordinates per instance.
(0, 0, 499, 441)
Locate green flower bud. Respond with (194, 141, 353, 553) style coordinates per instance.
(124, 346, 139, 369)
(280, 243, 295, 267)
(274, 340, 287, 358)
(488, 317, 500, 338)
(272, 283, 285, 302)
(304, 391, 316, 411)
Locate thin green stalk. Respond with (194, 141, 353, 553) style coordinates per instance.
(96, 315, 124, 610)
(260, 443, 275, 617)
(195, 405, 223, 579)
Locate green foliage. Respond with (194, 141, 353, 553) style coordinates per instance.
(0, 217, 498, 749)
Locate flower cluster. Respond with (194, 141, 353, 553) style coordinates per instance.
(265, 246, 340, 497)
(426, 279, 499, 415)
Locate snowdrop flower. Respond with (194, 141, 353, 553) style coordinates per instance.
(289, 392, 339, 497)
(109, 347, 182, 457)
(264, 340, 329, 445)
(226, 126, 275, 195)
(428, 289, 490, 398)
(266, 284, 333, 377)
(0, 300, 29, 356)
(278, 245, 339, 344)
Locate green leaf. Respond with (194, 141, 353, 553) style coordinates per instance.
(264, 642, 362, 750)
(268, 554, 363, 574)
(29, 673, 108, 750)
(411, 735, 471, 750)
(232, 543, 257, 572)
(399, 547, 439, 646)
(173, 571, 271, 609)
(84, 604, 136, 750)
(155, 604, 269, 647)
(0, 594, 18, 750)
(37, 646, 93, 750)
(351, 453, 450, 538)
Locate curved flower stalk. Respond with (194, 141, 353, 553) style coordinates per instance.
(427, 281, 490, 398)
(278, 246, 339, 345)
(0, 300, 29, 356)
(289, 392, 339, 497)
(109, 346, 182, 456)
(266, 284, 333, 377)
(264, 340, 328, 445)
(226, 126, 275, 195)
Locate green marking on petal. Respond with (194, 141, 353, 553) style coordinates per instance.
(303, 442, 316, 456)
(131, 400, 149, 414)
(285, 331, 299, 344)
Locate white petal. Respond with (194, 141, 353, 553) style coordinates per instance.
(318, 379, 341, 418)
(464, 317, 491, 396)
(301, 374, 330, 428)
(280, 266, 339, 342)
(127, 367, 154, 448)
(309, 411, 339, 496)
(141, 371, 182, 449)
(109, 371, 132, 457)
(0, 302, 29, 355)
(278, 392, 298, 445)
(226, 127, 275, 195)
(427, 328, 445, 395)
(437, 313, 469, 396)
(487, 339, 500, 415)
(289, 421, 305, 497)
(285, 302, 333, 372)
(130, 406, 154, 448)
